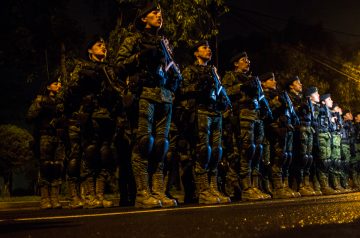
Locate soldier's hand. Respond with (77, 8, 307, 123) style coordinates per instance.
(140, 45, 162, 61)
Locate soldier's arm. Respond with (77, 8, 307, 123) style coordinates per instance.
(115, 35, 141, 74)
(180, 67, 197, 96)
(222, 72, 241, 97)
(26, 95, 44, 122)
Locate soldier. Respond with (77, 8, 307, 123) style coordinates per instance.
(314, 93, 337, 195)
(287, 80, 316, 197)
(340, 109, 354, 191)
(65, 36, 116, 208)
(330, 103, 348, 193)
(260, 73, 296, 199)
(115, 3, 181, 208)
(27, 79, 65, 209)
(351, 112, 360, 190)
(222, 52, 270, 201)
(181, 40, 231, 204)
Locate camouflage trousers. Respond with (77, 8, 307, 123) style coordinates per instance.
(39, 134, 65, 186)
(316, 132, 332, 180)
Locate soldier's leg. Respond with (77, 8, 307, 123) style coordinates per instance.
(239, 119, 263, 201)
(50, 138, 65, 209)
(340, 143, 351, 191)
(132, 99, 161, 208)
(270, 129, 293, 199)
(317, 133, 337, 195)
(150, 103, 177, 207)
(38, 135, 54, 209)
(208, 115, 231, 203)
(194, 112, 220, 204)
(67, 122, 84, 209)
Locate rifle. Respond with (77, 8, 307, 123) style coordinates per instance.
(211, 66, 232, 110)
(160, 37, 183, 83)
(307, 97, 315, 123)
(254, 77, 272, 120)
(282, 91, 300, 125)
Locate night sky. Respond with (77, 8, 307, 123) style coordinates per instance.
(223, 0, 360, 43)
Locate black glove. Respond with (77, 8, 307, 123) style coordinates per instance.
(79, 69, 98, 80)
(139, 45, 162, 62)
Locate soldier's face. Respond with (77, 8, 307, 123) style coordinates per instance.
(324, 97, 333, 108)
(235, 57, 250, 73)
(344, 112, 353, 121)
(262, 76, 276, 90)
(291, 80, 302, 93)
(142, 10, 162, 29)
(88, 41, 107, 61)
(47, 82, 61, 94)
(194, 45, 212, 61)
(310, 91, 320, 103)
(355, 114, 360, 122)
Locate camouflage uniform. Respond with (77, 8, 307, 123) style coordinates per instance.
(340, 119, 355, 190)
(330, 112, 346, 192)
(181, 63, 230, 204)
(313, 103, 337, 195)
(263, 89, 296, 199)
(288, 91, 316, 196)
(222, 72, 267, 201)
(65, 59, 116, 208)
(351, 122, 360, 190)
(116, 28, 180, 208)
(27, 93, 65, 209)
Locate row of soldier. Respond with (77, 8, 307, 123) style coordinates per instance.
(26, 3, 360, 209)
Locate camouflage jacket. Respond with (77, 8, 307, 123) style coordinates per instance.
(222, 71, 259, 120)
(27, 94, 65, 134)
(115, 29, 179, 104)
(180, 63, 228, 114)
(63, 59, 121, 120)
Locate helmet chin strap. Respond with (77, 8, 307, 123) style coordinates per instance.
(89, 53, 106, 62)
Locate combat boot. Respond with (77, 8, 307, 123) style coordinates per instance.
(195, 173, 220, 204)
(152, 171, 177, 207)
(340, 175, 352, 193)
(240, 177, 263, 201)
(311, 175, 323, 196)
(262, 178, 273, 197)
(252, 176, 271, 200)
(298, 178, 316, 197)
(319, 176, 337, 195)
(83, 177, 102, 208)
(134, 171, 162, 208)
(225, 171, 241, 199)
(283, 177, 300, 198)
(272, 178, 293, 199)
(68, 180, 84, 209)
(50, 184, 62, 209)
(96, 177, 114, 208)
(39, 185, 52, 209)
(303, 175, 316, 195)
(332, 176, 346, 194)
(209, 174, 231, 203)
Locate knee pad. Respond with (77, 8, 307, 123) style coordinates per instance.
(67, 157, 80, 178)
(245, 144, 256, 161)
(154, 138, 170, 162)
(138, 134, 154, 157)
(177, 138, 189, 153)
(40, 161, 54, 181)
(307, 155, 313, 167)
(198, 144, 211, 169)
(100, 142, 115, 169)
(84, 143, 98, 166)
(254, 144, 263, 161)
(52, 160, 64, 180)
(212, 146, 223, 163)
(300, 154, 309, 168)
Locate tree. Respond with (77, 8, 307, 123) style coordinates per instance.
(0, 125, 35, 197)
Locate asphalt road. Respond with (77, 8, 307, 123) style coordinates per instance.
(1, 193, 360, 238)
